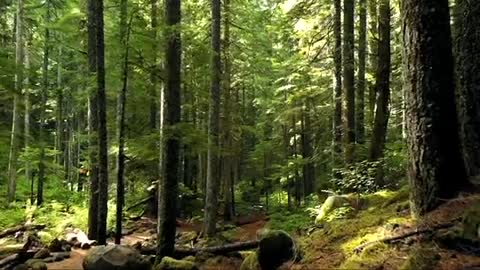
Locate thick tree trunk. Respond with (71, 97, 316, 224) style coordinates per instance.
(333, 0, 343, 172)
(356, 0, 367, 144)
(402, 0, 469, 216)
(95, 0, 109, 245)
(56, 48, 64, 168)
(343, 0, 355, 164)
(455, 0, 480, 178)
(204, 0, 222, 237)
(115, 0, 129, 245)
(87, 0, 99, 240)
(301, 104, 315, 196)
(368, 0, 390, 186)
(157, 0, 181, 259)
(150, 0, 158, 130)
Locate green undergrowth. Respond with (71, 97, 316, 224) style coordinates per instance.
(295, 186, 413, 268)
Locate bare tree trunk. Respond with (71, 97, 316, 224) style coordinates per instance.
(157, 0, 181, 259)
(343, 0, 355, 164)
(368, 0, 378, 127)
(24, 40, 32, 202)
(7, 0, 24, 203)
(356, 0, 367, 144)
(402, 0, 469, 216)
(87, 0, 99, 240)
(56, 47, 64, 168)
(333, 0, 343, 174)
(368, 0, 390, 186)
(95, 0, 109, 245)
(204, 0, 222, 237)
(115, 0, 129, 245)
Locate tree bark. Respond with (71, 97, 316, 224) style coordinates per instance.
(368, 0, 378, 127)
(115, 0, 129, 245)
(368, 0, 390, 186)
(157, 0, 181, 259)
(87, 0, 99, 240)
(402, 0, 469, 216)
(455, 0, 480, 178)
(356, 0, 367, 144)
(24, 42, 31, 202)
(333, 0, 343, 172)
(204, 0, 222, 237)
(95, 0, 109, 245)
(343, 0, 355, 164)
(302, 104, 315, 196)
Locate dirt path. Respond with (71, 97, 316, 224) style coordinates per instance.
(46, 249, 87, 270)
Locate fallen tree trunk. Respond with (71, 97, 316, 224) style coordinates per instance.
(0, 224, 46, 239)
(126, 196, 153, 211)
(141, 240, 260, 258)
(353, 222, 456, 253)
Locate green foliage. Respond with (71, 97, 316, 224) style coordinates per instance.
(331, 160, 382, 193)
(267, 209, 313, 233)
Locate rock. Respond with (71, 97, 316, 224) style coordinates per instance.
(51, 251, 71, 261)
(257, 230, 295, 270)
(25, 259, 44, 267)
(462, 206, 480, 241)
(13, 264, 28, 270)
(177, 231, 198, 245)
(155, 256, 198, 270)
(33, 248, 50, 259)
(48, 238, 63, 252)
(31, 261, 48, 270)
(43, 257, 56, 263)
(83, 245, 152, 270)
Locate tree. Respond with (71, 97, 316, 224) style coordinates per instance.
(95, 0, 109, 245)
(343, 0, 355, 164)
(204, 0, 222, 237)
(356, 0, 367, 144)
(402, 0, 469, 215)
(332, 0, 342, 170)
(7, 0, 24, 203)
(368, 0, 378, 125)
(157, 0, 181, 258)
(115, 0, 129, 245)
(87, 0, 99, 240)
(455, 0, 480, 178)
(368, 0, 390, 185)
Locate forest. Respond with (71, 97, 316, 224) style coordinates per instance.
(0, 0, 480, 269)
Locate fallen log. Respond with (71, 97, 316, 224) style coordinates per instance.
(0, 224, 46, 239)
(353, 222, 456, 253)
(126, 196, 154, 211)
(141, 240, 259, 258)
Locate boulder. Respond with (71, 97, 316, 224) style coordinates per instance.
(31, 261, 48, 270)
(83, 245, 152, 270)
(257, 230, 295, 270)
(155, 256, 198, 270)
(13, 264, 28, 270)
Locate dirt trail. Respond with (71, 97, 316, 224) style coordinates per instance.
(46, 249, 87, 270)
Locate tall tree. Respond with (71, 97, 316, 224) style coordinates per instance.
(7, 0, 24, 203)
(343, 0, 355, 164)
(157, 0, 181, 258)
(204, 0, 222, 236)
(95, 0, 109, 245)
(87, 0, 99, 240)
(368, 0, 378, 125)
(402, 0, 469, 215)
(368, 0, 390, 185)
(115, 0, 129, 245)
(455, 0, 480, 178)
(356, 0, 367, 144)
(332, 0, 342, 170)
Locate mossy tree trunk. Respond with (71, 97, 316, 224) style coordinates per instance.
(343, 0, 355, 164)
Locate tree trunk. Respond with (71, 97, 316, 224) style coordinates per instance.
(24, 42, 31, 202)
(343, 0, 355, 164)
(455, 0, 480, 178)
(157, 0, 181, 259)
(204, 0, 222, 237)
(95, 0, 109, 245)
(150, 0, 158, 130)
(301, 104, 315, 196)
(56, 47, 64, 168)
(333, 0, 343, 172)
(402, 0, 469, 216)
(368, 0, 390, 186)
(87, 0, 99, 240)
(7, 0, 24, 203)
(115, 0, 129, 245)
(368, 0, 378, 127)
(38, 1, 49, 207)
(356, 0, 367, 144)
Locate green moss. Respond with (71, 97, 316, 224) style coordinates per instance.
(340, 242, 390, 269)
(155, 256, 198, 270)
(462, 204, 480, 241)
(400, 246, 440, 270)
(239, 252, 260, 270)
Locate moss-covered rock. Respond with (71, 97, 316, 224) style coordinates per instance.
(315, 195, 358, 223)
(257, 230, 295, 270)
(155, 256, 198, 270)
(83, 245, 152, 270)
(400, 246, 440, 270)
(462, 205, 480, 241)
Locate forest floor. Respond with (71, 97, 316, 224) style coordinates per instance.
(2, 188, 480, 269)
